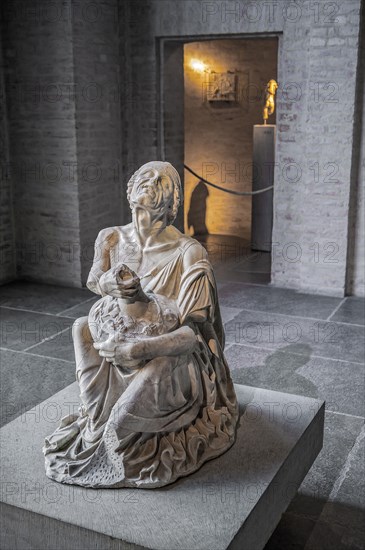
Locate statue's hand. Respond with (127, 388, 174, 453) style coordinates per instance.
(99, 271, 131, 299)
(99, 266, 141, 300)
(99, 270, 124, 298)
(93, 338, 137, 365)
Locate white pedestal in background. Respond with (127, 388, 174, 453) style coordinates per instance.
(251, 125, 276, 252)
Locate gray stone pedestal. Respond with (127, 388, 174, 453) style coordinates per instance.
(251, 125, 276, 252)
(0, 383, 324, 550)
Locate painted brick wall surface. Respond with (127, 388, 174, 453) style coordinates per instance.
(121, 0, 363, 297)
(163, 41, 185, 231)
(1, 0, 82, 286)
(347, 5, 365, 297)
(350, 94, 365, 297)
(72, 0, 122, 284)
(0, 32, 15, 284)
(119, 0, 134, 226)
(1, 0, 122, 286)
(291, 0, 363, 296)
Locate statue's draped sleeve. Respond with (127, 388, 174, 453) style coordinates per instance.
(177, 258, 225, 350)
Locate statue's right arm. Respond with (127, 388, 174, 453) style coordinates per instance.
(86, 228, 117, 295)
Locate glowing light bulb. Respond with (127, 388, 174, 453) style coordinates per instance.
(190, 59, 207, 73)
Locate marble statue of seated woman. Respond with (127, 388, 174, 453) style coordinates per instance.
(43, 161, 239, 489)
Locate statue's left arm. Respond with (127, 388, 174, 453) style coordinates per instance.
(94, 325, 197, 364)
(178, 241, 225, 353)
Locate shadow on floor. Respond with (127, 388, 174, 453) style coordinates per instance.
(265, 495, 365, 550)
(231, 344, 319, 399)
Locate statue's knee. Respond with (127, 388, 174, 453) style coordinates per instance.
(142, 356, 175, 380)
(72, 316, 90, 342)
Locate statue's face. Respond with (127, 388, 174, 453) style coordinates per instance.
(130, 166, 174, 214)
(268, 80, 278, 93)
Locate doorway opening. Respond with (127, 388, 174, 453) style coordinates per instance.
(184, 38, 278, 273)
(159, 36, 279, 280)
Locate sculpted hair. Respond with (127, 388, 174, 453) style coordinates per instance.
(127, 161, 182, 225)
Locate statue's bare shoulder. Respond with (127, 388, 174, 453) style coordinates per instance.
(96, 223, 134, 250)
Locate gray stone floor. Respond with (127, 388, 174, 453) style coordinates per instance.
(0, 250, 364, 550)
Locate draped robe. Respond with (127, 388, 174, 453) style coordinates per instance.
(44, 224, 239, 488)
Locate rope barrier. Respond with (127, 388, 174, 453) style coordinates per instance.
(184, 164, 274, 196)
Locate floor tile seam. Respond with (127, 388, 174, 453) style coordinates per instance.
(22, 326, 72, 352)
(218, 280, 359, 303)
(226, 342, 365, 366)
(0, 360, 363, 420)
(223, 307, 365, 327)
(0, 305, 73, 319)
(305, 517, 365, 546)
(327, 426, 365, 502)
(287, 510, 362, 534)
(325, 410, 365, 421)
(216, 279, 269, 288)
(215, 258, 269, 267)
(221, 306, 244, 312)
(326, 297, 348, 322)
(228, 270, 271, 274)
(0, 347, 75, 364)
(213, 265, 270, 278)
(57, 296, 97, 316)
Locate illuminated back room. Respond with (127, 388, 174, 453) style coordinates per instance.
(184, 38, 278, 267)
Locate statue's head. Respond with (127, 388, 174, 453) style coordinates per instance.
(127, 161, 182, 225)
(267, 79, 278, 94)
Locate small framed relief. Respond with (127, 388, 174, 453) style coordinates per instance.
(206, 72, 237, 102)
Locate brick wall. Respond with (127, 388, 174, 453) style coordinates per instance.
(1, 0, 122, 286)
(350, 99, 365, 297)
(288, 0, 362, 296)
(347, 2, 365, 297)
(72, 0, 122, 283)
(122, 0, 363, 297)
(1, 0, 82, 286)
(163, 41, 185, 231)
(0, 31, 16, 284)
